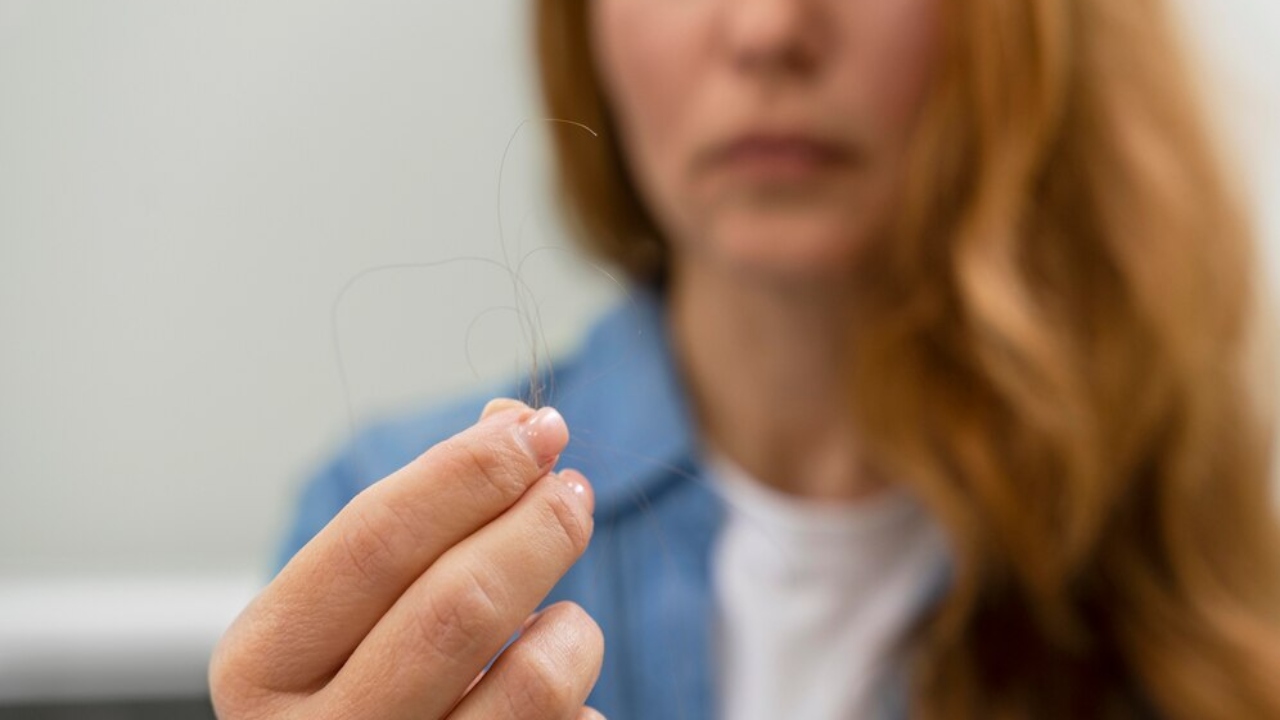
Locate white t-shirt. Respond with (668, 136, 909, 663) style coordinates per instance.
(710, 455, 949, 720)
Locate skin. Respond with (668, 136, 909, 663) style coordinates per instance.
(592, 0, 940, 499)
(210, 1, 940, 716)
(210, 401, 605, 719)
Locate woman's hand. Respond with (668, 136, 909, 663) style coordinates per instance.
(210, 399, 605, 720)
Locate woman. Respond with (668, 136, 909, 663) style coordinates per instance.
(211, 0, 1280, 718)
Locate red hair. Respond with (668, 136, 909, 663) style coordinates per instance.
(536, 1, 1280, 717)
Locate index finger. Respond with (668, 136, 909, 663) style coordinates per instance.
(217, 401, 569, 693)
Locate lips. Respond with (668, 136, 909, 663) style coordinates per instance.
(704, 132, 854, 182)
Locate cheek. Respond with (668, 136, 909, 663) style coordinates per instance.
(588, 0, 711, 219)
(855, 0, 943, 142)
(590, 1, 704, 168)
(820, 0, 941, 250)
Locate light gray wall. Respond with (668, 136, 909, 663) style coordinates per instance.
(0, 0, 1277, 583)
(0, 0, 619, 580)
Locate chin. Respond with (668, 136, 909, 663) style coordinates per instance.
(706, 209, 878, 283)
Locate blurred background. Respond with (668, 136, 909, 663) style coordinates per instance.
(0, 0, 1276, 717)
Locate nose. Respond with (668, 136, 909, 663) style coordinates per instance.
(721, 0, 824, 76)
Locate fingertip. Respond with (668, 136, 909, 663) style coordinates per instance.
(515, 406, 569, 467)
(480, 397, 529, 421)
(559, 468, 595, 514)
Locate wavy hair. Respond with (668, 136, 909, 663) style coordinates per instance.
(535, 0, 1280, 717)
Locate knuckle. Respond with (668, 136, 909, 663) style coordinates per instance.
(538, 484, 594, 556)
(208, 634, 277, 720)
(502, 603, 604, 718)
(506, 640, 578, 718)
(208, 682, 264, 720)
(336, 501, 400, 587)
(438, 435, 530, 506)
(207, 640, 243, 711)
(545, 602, 604, 677)
(415, 566, 505, 662)
(561, 603, 605, 663)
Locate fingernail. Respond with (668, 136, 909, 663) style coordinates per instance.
(480, 397, 527, 422)
(514, 406, 568, 467)
(560, 468, 595, 514)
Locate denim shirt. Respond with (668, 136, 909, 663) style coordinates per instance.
(278, 289, 929, 720)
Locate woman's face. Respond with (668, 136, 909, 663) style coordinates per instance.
(591, 0, 941, 283)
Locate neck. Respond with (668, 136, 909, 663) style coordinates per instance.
(669, 262, 887, 502)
